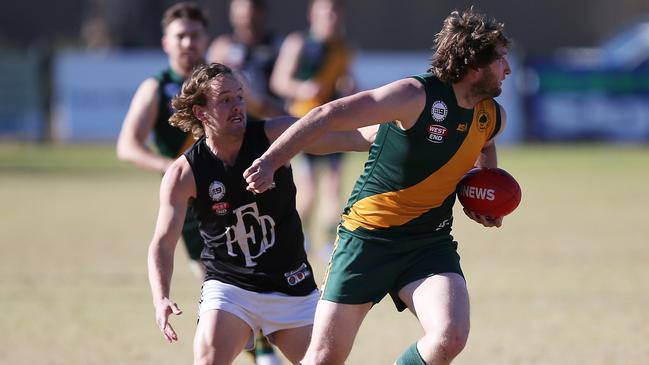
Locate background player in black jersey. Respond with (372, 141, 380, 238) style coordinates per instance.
(116, 3, 284, 364)
(147, 63, 375, 365)
(245, 8, 512, 365)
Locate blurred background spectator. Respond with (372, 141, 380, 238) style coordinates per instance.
(269, 0, 354, 258)
(207, 0, 283, 115)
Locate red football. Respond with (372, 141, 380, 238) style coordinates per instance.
(456, 167, 521, 217)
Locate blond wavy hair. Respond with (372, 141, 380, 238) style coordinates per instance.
(169, 63, 234, 139)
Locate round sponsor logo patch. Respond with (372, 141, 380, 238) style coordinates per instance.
(431, 100, 448, 122)
(478, 111, 489, 132)
(208, 181, 226, 201)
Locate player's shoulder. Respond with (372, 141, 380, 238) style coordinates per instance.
(409, 72, 445, 89)
(283, 31, 306, 47)
(167, 156, 192, 178)
(207, 34, 234, 60)
(382, 77, 426, 99)
(163, 156, 196, 196)
(211, 33, 234, 45)
(130, 78, 161, 106)
(138, 77, 161, 94)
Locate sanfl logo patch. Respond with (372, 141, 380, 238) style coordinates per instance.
(431, 100, 448, 122)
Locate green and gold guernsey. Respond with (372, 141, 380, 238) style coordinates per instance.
(153, 68, 195, 158)
(340, 73, 502, 240)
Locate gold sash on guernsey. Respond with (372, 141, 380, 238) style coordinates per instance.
(341, 100, 497, 232)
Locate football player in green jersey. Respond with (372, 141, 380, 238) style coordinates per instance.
(244, 8, 512, 365)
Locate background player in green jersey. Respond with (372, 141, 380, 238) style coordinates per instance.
(117, 1, 210, 277)
(244, 8, 512, 365)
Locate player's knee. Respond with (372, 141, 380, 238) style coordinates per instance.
(420, 324, 469, 360)
(194, 348, 235, 365)
(303, 346, 347, 365)
(193, 353, 213, 365)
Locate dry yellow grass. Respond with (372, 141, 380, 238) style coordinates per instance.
(1, 144, 648, 364)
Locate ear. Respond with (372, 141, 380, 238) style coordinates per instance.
(465, 67, 482, 82)
(192, 105, 206, 123)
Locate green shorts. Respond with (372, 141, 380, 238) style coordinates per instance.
(321, 228, 464, 311)
(181, 207, 204, 261)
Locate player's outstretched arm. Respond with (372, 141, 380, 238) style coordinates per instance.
(117, 79, 174, 173)
(244, 78, 426, 193)
(263, 115, 378, 156)
(147, 157, 196, 342)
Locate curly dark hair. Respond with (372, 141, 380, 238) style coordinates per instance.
(169, 63, 234, 139)
(430, 8, 511, 83)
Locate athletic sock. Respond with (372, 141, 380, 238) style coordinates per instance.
(395, 342, 427, 365)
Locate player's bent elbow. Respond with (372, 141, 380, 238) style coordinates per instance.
(116, 139, 136, 162)
(307, 104, 338, 129)
(116, 145, 130, 162)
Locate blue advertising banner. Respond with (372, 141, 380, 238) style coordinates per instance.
(53, 50, 167, 141)
(527, 69, 649, 142)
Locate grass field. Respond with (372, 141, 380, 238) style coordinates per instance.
(1, 143, 648, 365)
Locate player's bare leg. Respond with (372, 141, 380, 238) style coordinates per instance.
(267, 325, 312, 364)
(301, 300, 372, 365)
(397, 273, 470, 365)
(194, 310, 252, 365)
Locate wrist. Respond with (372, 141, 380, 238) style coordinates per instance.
(152, 295, 170, 304)
(258, 154, 280, 172)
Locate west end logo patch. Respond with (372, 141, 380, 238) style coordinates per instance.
(431, 100, 448, 122)
(211, 201, 230, 215)
(427, 124, 448, 143)
(208, 180, 226, 201)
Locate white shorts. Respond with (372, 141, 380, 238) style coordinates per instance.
(198, 280, 319, 350)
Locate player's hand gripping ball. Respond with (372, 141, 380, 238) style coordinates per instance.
(457, 167, 521, 217)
